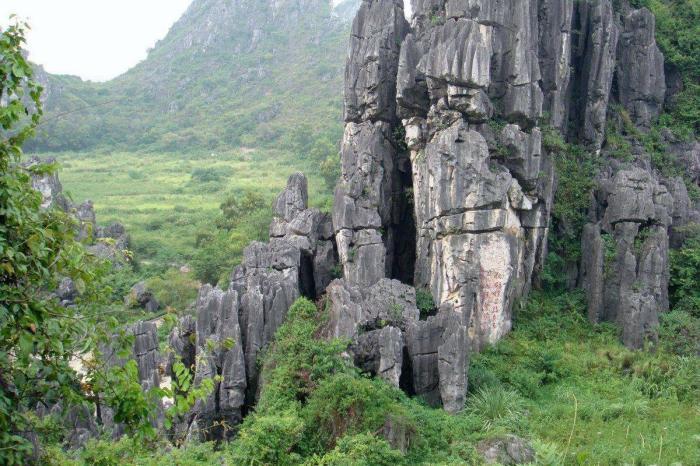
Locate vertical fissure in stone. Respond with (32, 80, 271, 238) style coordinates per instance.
(299, 251, 317, 300)
(398, 346, 415, 396)
(569, 3, 589, 143)
(389, 148, 417, 286)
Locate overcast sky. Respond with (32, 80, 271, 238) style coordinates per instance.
(0, 0, 193, 82)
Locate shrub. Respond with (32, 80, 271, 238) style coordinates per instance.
(308, 433, 405, 466)
(189, 167, 224, 183)
(255, 298, 348, 413)
(466, 385, 525, 431)
(669, 225, 700, 316)
(659, 310, 700, 356)
(302, 373, 409, 450)
(230, 410, 305, 466)
(415, 289, 437, 319)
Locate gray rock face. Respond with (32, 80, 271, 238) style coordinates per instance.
(344, 0, 409, 123)
(325, 276, 469, 412)
(270, 172, 337, 296)
(125, 281, 160, 312)
(334, 0, 410, 287)
(231, 173, 336, 400)
(230, 238, 301, 401)
(334, 0, 688, 408)
(571, 0, 619, 150)
(616, 8, 666, 128)
(26, 156, 69, 210)
(35, 403, 98, 451)
(131, 321, 162, 394)
(477, 435, 536, 465)
(102, 321, 163, 435)
(56, 277, 78, 307)
(326, 278, 420, 340)
(189, 286, 247, 441)
(396, 0, 554, 373)
(75, 201, 97, 242)
(538, 0, 574, 130)
(580, 166, 673, 349)
(167, 173, 339, 434)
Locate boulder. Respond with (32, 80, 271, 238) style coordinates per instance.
(477, 435, 536, 465)
(125, 282, 160, 312)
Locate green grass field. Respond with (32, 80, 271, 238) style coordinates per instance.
(41, 149, 333, 270)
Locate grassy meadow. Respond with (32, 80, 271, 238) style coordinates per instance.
(43, 148, 333, 271)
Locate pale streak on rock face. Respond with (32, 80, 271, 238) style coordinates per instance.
(474, 233, 514, 347)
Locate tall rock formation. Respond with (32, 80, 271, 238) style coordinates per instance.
(101, 0, 700, 434)
(331, 0, 699, 401)
(333, 0, 410, 286)
(169, 173, 338, 439)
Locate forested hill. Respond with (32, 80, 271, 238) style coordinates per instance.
(27, 0, 359, 153)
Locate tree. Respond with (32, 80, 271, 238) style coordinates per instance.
(0, 19, 100, 463)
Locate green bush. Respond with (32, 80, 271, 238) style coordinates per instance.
(307, 433, 405, 466)
(466, 385, 525, 431)
(642, 0, 700, 136)
(670, 225, 700, 316)
(303, 373, 410, 451)
(415, 289, 437, 319)
(255, 297, 349, 413)
(659, 310, 700, 356)
(230, 410, 305, 466)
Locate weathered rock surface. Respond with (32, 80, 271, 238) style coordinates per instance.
(125, 281, 160, 312)
(53, 0, 700, 444)
(332, 0, 695, 402)
(571, 0, 619, 150)
(187, 286, 247, 441)
(616, 7, 666, 128)
(538, 0, 574, 130)
(26, 156, 70, 210)
(101, 321, 163, 435)
(383, 0, 558, 411)
(167, 174, 339, 435)
(580, 166, 674, 349)
(477, 435, 536, 465)
(334, 0, 410, 287)
(269, 172, 337, 296)
(28, 157, 131, 268)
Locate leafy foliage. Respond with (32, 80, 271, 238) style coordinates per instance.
(145, 268, 199, 312)
(0, 19, 104, 463)
(541, 127, 599, 289)
(670, 225, 700, 315)
(415, 288, 437, 319)
(308, 433, 405, 466)
(641, 0, 700, 137)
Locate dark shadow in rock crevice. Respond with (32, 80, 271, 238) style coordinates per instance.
(390, 151, 417, 286)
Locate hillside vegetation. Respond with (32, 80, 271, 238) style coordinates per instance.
(28, 0, 352, 154)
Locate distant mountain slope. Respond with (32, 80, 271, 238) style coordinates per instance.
(29, 0, 357, 153)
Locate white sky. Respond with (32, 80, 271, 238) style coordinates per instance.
(0, 0, 193, 82)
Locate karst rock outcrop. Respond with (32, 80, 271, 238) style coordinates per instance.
(80, 0, 699, 440)
(168, 173, 338, 440)
(28, 157, 131, 305)
(329, 0, 698, 407)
